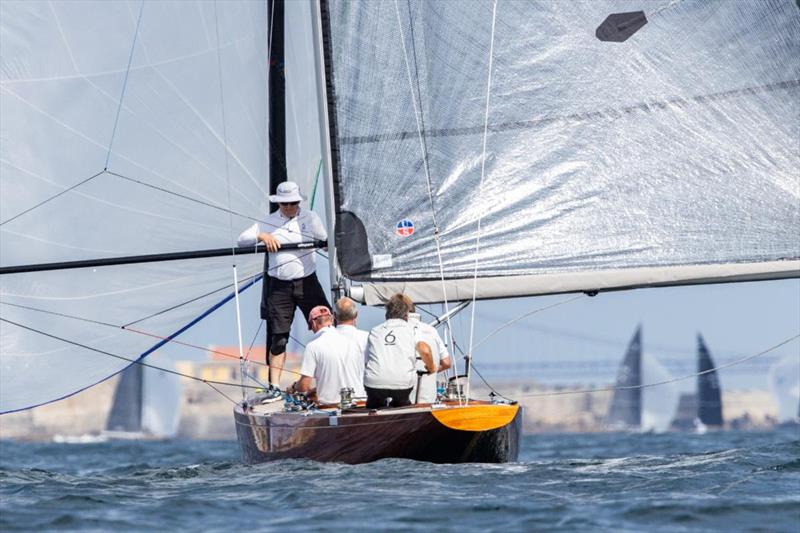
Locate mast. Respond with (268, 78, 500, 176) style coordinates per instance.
(268, 0, 287, 212)
(310, 0, 341, 301)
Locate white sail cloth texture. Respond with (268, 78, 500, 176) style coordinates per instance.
(0, 1, 271, 413)
(323, 0, 800, 304)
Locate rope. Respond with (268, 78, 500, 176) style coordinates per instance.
(466, 0, 499, 405)
(510, 334, 800, 399)
(393, 0, 459, 387)
(0, 300, 308, 378)
(471, 294, 585, 353)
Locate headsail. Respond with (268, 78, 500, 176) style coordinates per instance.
(1, 1, 271, 412)
(319, 0, 800, 304)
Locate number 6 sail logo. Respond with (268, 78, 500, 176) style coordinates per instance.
(384, 331, 396, 345)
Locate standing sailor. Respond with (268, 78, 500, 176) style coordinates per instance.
(238, 181, 329, 401)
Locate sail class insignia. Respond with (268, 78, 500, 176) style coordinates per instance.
(596, 11, 648, 42)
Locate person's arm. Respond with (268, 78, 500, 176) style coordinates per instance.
(237, 222, 259, 246)
(257, 232, 281, 252)
(288, 375, 314, 393)
(435, 334, 451, 372)
(416, 341, 436, 374)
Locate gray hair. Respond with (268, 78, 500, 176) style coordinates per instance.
(334, 297, 358, 322)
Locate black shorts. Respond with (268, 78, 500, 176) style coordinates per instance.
(365, 386, 413, 409)
(263, 273, 329, 336)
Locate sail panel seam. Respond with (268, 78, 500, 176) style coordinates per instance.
(105, 0, 145, 170)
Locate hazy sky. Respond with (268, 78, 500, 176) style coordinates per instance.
(166, 261, 799, 394)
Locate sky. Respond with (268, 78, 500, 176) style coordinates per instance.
(166, 266, 800, 395)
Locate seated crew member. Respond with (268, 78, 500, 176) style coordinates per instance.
(237, 181, 329, 402)
(288, 306, 364, 405)
(334, 297, 368, 399)
(364, 294, 434, 409)
(408, 305, 453, 404)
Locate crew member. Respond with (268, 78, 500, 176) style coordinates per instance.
(288, 306, 365, 405)
(334, 297, 368, 363)
(238, 181, 328, 402)
(364, 294, 433, 409)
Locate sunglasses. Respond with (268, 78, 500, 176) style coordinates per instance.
(279, 202, 300, 206)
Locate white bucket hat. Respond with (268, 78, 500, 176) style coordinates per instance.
(269, 181, 305, 203)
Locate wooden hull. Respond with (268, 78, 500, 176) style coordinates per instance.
(234, 402, 522, 464)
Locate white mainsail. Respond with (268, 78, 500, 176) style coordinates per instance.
(319, 0, 799, 304)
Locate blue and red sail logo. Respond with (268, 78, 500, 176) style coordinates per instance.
(395, 219, 415, 237)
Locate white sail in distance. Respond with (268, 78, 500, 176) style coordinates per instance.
(319, 0, 800, 304)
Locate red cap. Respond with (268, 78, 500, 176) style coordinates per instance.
(308, 306, 331, 329)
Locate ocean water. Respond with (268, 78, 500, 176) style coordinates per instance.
(1, 429, 798, 532)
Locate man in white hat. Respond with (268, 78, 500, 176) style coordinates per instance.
(238, 181, 329, 402)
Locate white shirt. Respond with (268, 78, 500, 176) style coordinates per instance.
(364, 318, 417, 390)
(409, 314, 450, 404)
(336, 324, 369, 364)
(300, 326, 366, 405)
(237, 208, 327, 281)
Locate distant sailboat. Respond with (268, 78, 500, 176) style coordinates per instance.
(607, 327, 678, 433)
(696, 334, 723, 427)
(607, 327, 642, 429)
(105, 363, 181, 440)
(671, 334, 724, 431)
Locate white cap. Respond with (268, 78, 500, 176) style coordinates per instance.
(269, 181, 305, 203)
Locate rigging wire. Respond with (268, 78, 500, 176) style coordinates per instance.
(213, 0, 247, 402)
(471, 294, 586, 354)
(466, 0, 499, 405)
(0, 317, 261, 390)
(393, 0, 460, 396)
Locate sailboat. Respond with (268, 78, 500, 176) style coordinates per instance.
(671, 334, 724, 431)
(606, 327, 678, 433)
(104, 362, 181, 439)
(1, 1, 798, 464)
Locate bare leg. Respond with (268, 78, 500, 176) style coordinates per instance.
(269, 352, 286, 388)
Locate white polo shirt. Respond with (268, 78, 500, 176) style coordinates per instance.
(336, 324, 369, 364)
(364, 319, 417, 390)
(237, 208, 327, 281)
(299, 326, 365, 404)
(409, 314, 450, 404)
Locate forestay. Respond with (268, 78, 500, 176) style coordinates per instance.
(0, 1, 271, 413)
(321, 0, 800, 304)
